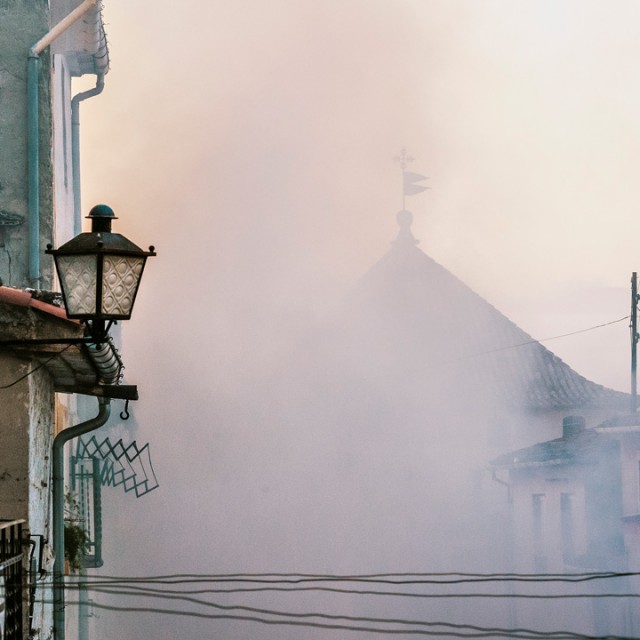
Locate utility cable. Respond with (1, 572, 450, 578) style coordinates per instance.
(0, 343, 72, 389)
(36, 570, 638, 586)
(35, 598, 638, 640)
(57, 581, 640, 600)
(478, 315, 630, 357)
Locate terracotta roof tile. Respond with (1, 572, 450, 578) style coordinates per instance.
(0, 286, 69, 320)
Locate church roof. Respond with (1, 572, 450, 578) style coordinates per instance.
(342, 211, 627, 414)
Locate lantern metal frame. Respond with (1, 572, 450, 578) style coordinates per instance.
(45, 204, 156, 341)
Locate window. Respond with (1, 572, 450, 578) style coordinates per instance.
(532, 493, 546, 571)
(560, 492, 575, 563)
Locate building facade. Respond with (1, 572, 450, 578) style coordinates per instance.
(492, 415, 640, 636)
(0, 2, 110, 638)
(265, 210, 632, 635)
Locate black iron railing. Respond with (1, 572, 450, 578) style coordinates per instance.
(0, 519, 26, 640)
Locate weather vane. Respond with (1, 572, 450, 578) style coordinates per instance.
(394, 148, 428, 210)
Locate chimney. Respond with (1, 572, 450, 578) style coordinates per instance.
(562, 415, 585, 439)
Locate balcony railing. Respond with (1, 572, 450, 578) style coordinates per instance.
(0, 519, 26, 640)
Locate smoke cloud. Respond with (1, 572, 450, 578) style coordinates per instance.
(69, 1, 640, 637)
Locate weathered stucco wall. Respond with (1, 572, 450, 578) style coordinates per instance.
(0, 353, 53, 525)
(0, 0, 54, 288)
(30, 367, 55, 640)
(28, 367, 54, 535)
(0, 346, 55, 640)
(0, 354, 31, 520)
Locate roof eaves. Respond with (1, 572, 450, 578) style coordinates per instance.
(0, 287, 123, 392)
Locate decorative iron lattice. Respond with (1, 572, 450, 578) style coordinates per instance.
(71, 438, 158, 569)
(75, 436, 159, 498)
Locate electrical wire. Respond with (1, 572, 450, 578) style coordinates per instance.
(35, 570, 638, 585)
(476, 315, 630, 357)
(21, 572, 639, 639)
(29, 597, 639, 640)
(0, 343, 72, 389)
(25, 581, 637, 640)
(55, 581, 640, 601)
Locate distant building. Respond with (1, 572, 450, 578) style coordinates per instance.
(309, 209, 628, 455)
(491, 415, 625, 573)
(491, 414, 640, 636)
(266, 208, 631, 635)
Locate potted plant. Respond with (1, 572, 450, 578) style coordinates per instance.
(64, 492, 87, 573)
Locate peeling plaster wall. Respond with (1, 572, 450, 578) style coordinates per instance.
(29, 367, 55, 640)
(0, 352, 55, 640)
(0, 354, 32, 520)
(0, 354, 54, 527)
(28, 367, 54, 537)
(0, 0, 54, 288)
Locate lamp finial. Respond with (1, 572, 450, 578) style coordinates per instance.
(87, 204, 117, 233)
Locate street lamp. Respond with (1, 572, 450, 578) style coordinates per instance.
(46, 204, 156, 342)
(43, 204, 155, 640)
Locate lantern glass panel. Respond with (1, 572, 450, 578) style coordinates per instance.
(57, 254, 98, 316)
(101, 255, 145, 317)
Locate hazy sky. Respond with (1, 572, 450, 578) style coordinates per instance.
(69, 2, 640, 636)
(77, 0, 640, 396)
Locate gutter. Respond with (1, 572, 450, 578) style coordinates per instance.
(27, 0, 100, 285)
(52, 396, 110, 640)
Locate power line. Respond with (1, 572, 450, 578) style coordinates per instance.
(56, 581, 640, 601)
(29, 597, 633, 640)
(0, 343, 72, 389)
(37, 570, 637, 585)
(24, 571, 638, 639)
(472, 315, 630, 358)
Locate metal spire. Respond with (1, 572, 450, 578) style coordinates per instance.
(394, 148, 414, 211)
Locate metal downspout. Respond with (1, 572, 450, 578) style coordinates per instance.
(71, 75, 105, 235)
(27, 0, 99, 285)
(52, 397, 111, 640)
(27, 52, 40, 285)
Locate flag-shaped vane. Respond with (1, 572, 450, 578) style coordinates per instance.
(395, 149, 429, 210)
(403, 171, 429, 196)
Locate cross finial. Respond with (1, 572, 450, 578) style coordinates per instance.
(394, 148, 414, 171)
